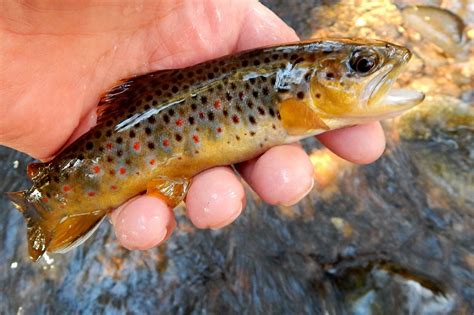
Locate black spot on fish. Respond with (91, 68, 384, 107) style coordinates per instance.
(326, 72, 335, 79)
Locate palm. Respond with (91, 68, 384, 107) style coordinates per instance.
(0, 0, 295, 159)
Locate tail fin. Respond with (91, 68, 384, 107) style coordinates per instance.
(6, 191, 52, 261)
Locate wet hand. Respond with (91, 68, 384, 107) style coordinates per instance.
(0, 0, 385, 251)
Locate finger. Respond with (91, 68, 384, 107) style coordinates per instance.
(317, 122, 386, 165)
(185, 166, 245, 229)
(236, 1, 299, 51)
(237, 144, 314, 206)
(109, 195, 176, 250)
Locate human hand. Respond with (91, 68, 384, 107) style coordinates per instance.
(0, 0, 385, 250)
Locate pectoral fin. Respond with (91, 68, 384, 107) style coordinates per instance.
(147, 177, 189, 208)
(280, 98, 329, 135)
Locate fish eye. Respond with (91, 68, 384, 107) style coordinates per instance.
(349, 50, 379, 76)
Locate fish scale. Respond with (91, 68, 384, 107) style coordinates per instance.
(7, 38, 424, 261)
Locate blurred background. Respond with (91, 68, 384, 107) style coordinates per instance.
(1, 0, 472, 314)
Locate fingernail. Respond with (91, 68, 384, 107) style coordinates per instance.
(279, 177, 314, 207)
(210, 202, 243, 230)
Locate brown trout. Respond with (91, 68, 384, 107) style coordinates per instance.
(7, 38, 424, 261)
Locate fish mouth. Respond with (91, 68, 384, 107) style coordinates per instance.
(359, 49, 425, 119)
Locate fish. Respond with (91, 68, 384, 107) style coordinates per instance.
(401, 5, 468, 59)
(7, 38, 424, 261)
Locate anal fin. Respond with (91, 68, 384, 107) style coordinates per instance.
(48, 210, 107, 254)
(147, 177, 189, 208)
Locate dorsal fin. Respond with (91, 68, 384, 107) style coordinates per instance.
(96, 69, 177, 126)
(27, 162, 48, 180)
(96, 78, 135, 125)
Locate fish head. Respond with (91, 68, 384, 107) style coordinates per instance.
(308, 39, 424, 128)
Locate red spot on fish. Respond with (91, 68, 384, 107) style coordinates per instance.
(193, 135, 200, 143)
(199, 112, 205, 119)
(106, 143, 113, 150)
(63, 185, 71, 192)
(133, 142, 140, 150)
(217, 127, 222, 133)
(88, 191, 96, 197)
(239, 92, 244, 100)
(42, 197, 49, 203)
(92, 166, 101, 174)
(111, 185, 118, 190)
(60, 205, 65, 209)
(149, 159, 156, 165)
(214, 100, 221, 109)
(162, 139, 169, 147)
(119, 167, 126, 175)
(176, 119, 183, 126)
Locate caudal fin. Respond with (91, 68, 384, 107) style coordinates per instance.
(6, 191, 52, 261)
